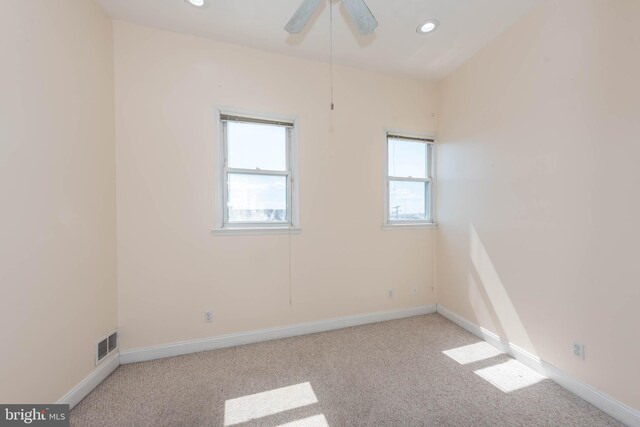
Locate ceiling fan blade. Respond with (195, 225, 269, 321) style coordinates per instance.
(342, 0, 378, 35)
(285, 0, 322, 34)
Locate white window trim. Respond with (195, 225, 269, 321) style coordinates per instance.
(382, 129, 438, 230)
(211, 227, 302, 236)
(212, 108, 300, 235)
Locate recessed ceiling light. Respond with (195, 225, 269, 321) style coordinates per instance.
(185, 0, 207, 8)
(417, 20, 439, 34)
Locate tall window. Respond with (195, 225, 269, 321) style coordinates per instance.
(220, 113, 296, 228)
(385, 133, 435, 225)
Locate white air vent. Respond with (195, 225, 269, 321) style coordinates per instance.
(96, 330, 118, 365)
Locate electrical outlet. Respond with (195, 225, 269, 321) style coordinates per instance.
(388, 289, 394, 299)
(412, 288, 418, 295)
(204, 310, 214, 323)
(572, 342, 585, 360)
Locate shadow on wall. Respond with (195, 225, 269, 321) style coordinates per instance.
(467, 224, 537, 356)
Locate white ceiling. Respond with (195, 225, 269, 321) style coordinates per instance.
(96, 0, 535, 80)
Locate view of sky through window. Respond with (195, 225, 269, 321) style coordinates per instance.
(228, 174, 287, 222)
(228, 122, 287, 171)
(388, 138, 426, 178)
(389, 180, 427, 220)
(226, 121, 288, 223)
(388, 138, 429, 220)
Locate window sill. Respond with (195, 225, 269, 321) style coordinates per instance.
(211, 227, 302, 236)
(382, 222, 438, 231)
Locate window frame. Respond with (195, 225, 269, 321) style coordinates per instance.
(383, 131, 437, 229)
(214, 109, 300, 234)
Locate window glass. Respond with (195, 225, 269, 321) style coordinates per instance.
(227, 174, 288, 223)
(389, 180, 428, 221)
(388, 138, 426, 178)
(227, 122, 287, 171)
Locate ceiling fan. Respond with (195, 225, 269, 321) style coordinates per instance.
(285, 0, 378, 35)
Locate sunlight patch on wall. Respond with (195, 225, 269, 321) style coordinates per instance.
(469, 224, 537, 355)
(224, 382, 318, 426)
(467, 272, 499, 334)
(474, 359, 546, 393)
(443, 341, 505, 365)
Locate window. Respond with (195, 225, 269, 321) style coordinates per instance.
(384, 133, 435, 226)
(218, 113, 297, 230)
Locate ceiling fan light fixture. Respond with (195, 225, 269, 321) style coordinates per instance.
(185, 0, 207, 8)
(417, 20, 439, 34)
(285, 0, 378, 35)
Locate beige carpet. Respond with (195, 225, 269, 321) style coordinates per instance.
(71, 314, 623, 426)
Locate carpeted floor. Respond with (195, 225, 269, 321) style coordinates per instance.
(71, 314, 623, 426)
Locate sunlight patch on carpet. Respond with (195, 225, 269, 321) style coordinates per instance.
(276, 414, 329, 427)
(474, 359, 546, 393)
(224, 382, 318, 426)
(443, 341, 504, 365)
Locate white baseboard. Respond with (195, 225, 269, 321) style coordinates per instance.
(120, 305, 437, 364)
(436, 305, 640, 427)
(57, 353, 120, 409)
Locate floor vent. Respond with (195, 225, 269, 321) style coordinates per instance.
(96, 330, 118, 365)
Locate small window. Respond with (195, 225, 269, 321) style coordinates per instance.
(219, 113, 296, 229)
(385, 133, 435, 225)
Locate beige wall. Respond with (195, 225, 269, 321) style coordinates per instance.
(0, 0, 117, 403)
(7, 0, 636, 411)
(437, 0, 640, 410)
(114, 22, 438, 351)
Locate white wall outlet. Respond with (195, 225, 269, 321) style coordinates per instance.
(204, 310, 214, 323)
(412, 288, 418, 295)
(572, 342, 585, 360)
(387, 289, 394, 299)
